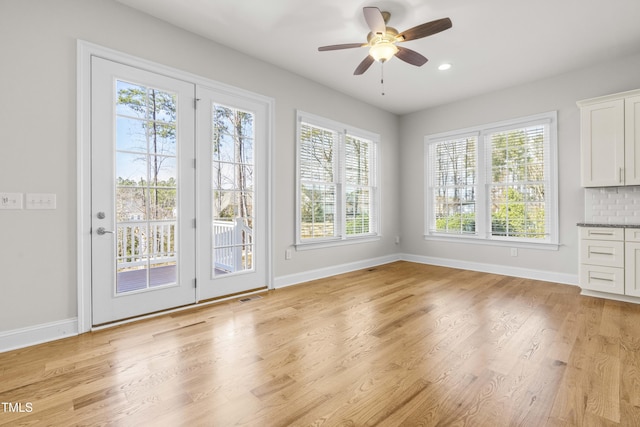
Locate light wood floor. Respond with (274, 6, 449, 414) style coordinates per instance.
(2, 261, 640, 426)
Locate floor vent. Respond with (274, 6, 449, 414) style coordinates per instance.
(239, 295, 263, 303)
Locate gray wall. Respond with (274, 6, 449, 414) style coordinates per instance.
(0, 0, 400, 332)
(399, 52, 640, 277)
(2, 0, 640, 335)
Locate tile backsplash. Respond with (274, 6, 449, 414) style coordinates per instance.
(585, 187, 640, 224)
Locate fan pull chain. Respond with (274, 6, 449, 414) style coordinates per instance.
(381, 62, 385, 96)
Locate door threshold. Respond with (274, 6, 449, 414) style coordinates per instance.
(91, 287, 269, 331)
(197, 286, 268, 304)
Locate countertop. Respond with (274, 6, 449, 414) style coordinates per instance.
(577, 222, 640, 228)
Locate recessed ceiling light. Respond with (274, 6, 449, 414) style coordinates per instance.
(438, 63, 452, 71)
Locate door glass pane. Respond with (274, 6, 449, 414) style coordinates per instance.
(211, 104, 255, 277)
(115, 80, 179, 293)
(116, 117, 147, 152)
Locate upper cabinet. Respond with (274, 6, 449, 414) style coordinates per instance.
(578, 89, 640, 187)
(626, 95, 640, 185)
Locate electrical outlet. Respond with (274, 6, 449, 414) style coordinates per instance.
(510, 248, 518, 257)
(285, 249, 292, 260)
(0, 193, 23, 209)
(25, 193, 56, 210)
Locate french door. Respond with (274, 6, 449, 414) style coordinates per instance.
(91, 57, 196, 325)
(195, 86, 269, 300)
(87, 52, 270, 326)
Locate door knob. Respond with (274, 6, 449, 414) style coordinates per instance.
(96, 227, 114, 235)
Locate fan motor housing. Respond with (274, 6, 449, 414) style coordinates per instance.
(367, 26, 399, 45)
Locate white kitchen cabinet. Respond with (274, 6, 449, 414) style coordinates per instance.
(625, 228, 640, 297)
(579, 227, 625, 294)
(578, 89, 640, 187)
(625, 95, 640, 185)
(579, 226, 640, 300)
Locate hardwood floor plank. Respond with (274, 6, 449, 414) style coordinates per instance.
(508, 357, 567, 426)
(395, 371, 479, 426)
(2, 261, 640, 426)
(584, 351, 620, 423)
(546, 310, 581, 364)
(621, 364, 640, 408)
(600, 300, 623, 339)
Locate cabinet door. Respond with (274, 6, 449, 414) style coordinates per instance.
(580, 99, 624, 187)
(625, 242, 640, 297)
(625, 96, 640, 185)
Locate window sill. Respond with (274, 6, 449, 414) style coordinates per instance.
(423, 233, 559, 251)
(296, 235, 381, 251)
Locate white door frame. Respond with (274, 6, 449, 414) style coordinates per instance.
(77, 40, 274, 333)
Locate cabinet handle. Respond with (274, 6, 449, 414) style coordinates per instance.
(589, 251, 614, 255)
(589, 232, 614, 236)
(590, 276, 614, 282)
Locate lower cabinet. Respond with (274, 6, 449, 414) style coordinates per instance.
(579, 226, 640, 300)
(625, 229, 640, 297)
(579, 227, 625, 294)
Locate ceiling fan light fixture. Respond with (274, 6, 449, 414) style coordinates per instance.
(318, 7, 452, 76)
(438, 63, 452, 71)
(369, 41, 398, 62)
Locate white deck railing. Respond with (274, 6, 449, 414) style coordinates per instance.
(116, 220, 176, 269)
(115, 218, 252, 274)
(213, 217, 253, 273)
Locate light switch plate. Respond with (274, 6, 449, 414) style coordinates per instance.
(0, 193, 23, 209)
(25, 193, 56, 210)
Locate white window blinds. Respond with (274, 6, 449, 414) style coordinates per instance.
(429, 136, 478, 235)
(345, 135, 376, 235)
(297, 112, 379, 246)
(425, 111, 558, 247)
(487, 122, 549, 239)
(299, 123, 337, 240)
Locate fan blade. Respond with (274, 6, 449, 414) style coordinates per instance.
(318, 43, 366, 51)
(398, 17, 452, 42)
(354, 55, 375, 75)
(363, 7, 386, 35)
(395, 46, 428, 67)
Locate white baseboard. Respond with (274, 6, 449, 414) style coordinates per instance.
(0, 318, 78, 354)
(580, 289, 640, 304)
(400, 253, 579, 286)
(274, 253, 578, 290)
(274, 254, 401, 288)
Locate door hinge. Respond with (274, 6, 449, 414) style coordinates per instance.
(194, 98, 200, 109)
(193, 218, 196, 228)
(193, 158, 196, 169)
(194, 278, 197, 288)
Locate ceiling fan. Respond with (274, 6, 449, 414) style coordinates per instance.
(318, 7, 452, 75)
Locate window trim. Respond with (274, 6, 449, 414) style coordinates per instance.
(424, 111, 559, 250)
(295, 110, 380, 249)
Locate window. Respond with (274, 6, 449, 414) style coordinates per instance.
(431, 135, 478, 235)
(425, 111, 558, 248)
(297, 111, 379, 247)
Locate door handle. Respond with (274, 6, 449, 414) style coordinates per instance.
(96, 227, 114, 235)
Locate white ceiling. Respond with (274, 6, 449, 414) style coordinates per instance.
(116, 0, 640, 115)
